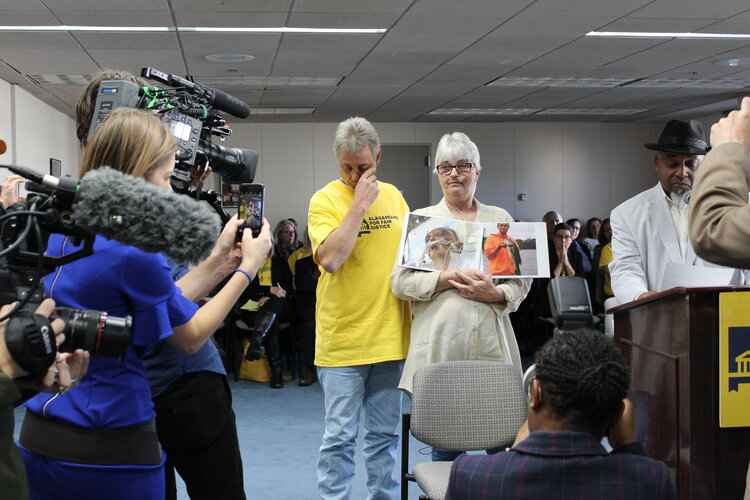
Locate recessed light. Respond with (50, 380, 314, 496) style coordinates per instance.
(198, 76, 342, 87)
(250, 108, 315, 115)
(205, 53, 255, 63)
(429, 108, 540, 116)
(716, 57, 750, 67)
(487, 77, 635, 88)
(587, 31, 750, 40)
(537, 108, 647, 116)
(0, 25, 171, 32)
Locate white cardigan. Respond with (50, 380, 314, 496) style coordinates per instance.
(391, 198, 530, 393)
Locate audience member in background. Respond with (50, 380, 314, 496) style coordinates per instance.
(238, 250, 289, 389)
(610, 119, 723, 304)
(549, 223, 578, 278)
(392, 132, 530, 462)
(566, 218, 592, 275)
(272, 219, 298, 379)
(484, 223, 522, 276)
(593, 218, 614, 311)
(581, 217, 602, 256)
(509, 210, 562, 365)
(75, 71, 255, 500)
(445, 330, 675, 500)
(687, 96, 750, 500)
(308, 117, 410, 500)
(288, 228, 319, 386)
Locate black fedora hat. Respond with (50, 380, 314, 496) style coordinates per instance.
(644, 119, 710, 155)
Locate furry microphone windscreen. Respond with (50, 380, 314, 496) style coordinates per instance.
(72, 167, 221, 264)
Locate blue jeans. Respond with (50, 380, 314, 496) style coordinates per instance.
(317, 361, 403, 500)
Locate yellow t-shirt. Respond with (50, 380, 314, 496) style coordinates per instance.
(308, 179, 411, 367)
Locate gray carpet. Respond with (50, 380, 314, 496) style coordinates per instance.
(15, 379, 434, 499)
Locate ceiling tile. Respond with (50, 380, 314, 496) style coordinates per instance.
(629, 0, 749, 19)
(55, 10, 175, 26)
(171, 0, 292, 12)
(271, 33, 380, 77)
(292, 0, 410, 14)
(173, 11, 286, 27)
(43, 0, 169, 12)
(75, 32, 179, 51)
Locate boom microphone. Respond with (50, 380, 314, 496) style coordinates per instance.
(6, 165, 221, 264)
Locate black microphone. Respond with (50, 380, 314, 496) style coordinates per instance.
(5, 165, 221, 264)
(208, 87, 251, 119)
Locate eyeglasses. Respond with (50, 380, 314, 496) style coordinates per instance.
(658, 154, 701, 171)
(436, 162, 474, 176)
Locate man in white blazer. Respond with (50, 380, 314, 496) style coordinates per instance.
(610, 120, 716, 305)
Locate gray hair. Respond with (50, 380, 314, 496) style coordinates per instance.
(333, 116, 381, 158)
(434, 132, 481, 172)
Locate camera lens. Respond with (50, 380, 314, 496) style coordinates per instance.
(58, 308, 132, 357)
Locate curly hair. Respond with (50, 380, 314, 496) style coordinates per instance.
(534, 330, 629, 436)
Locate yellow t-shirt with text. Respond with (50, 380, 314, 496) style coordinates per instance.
(308, 179, 410, 367)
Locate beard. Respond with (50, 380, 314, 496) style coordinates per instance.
(670, 181, 691, 196)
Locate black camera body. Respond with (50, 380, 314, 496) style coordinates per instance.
(0, 190, 132, 377)
(87, 68, 258, 197)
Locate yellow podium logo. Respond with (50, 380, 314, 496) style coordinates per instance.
(720, 292, 750, 427)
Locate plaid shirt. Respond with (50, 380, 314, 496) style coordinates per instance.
(445, 431, 675, 500)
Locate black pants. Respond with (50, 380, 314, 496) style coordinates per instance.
(153, 372, 246, 500)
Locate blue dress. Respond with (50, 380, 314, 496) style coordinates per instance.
(19, 235, 199, 500)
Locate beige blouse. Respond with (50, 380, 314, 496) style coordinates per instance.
(392, 198, 531, 393)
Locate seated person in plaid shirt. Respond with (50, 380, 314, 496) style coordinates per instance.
(445, 330, 675, 500)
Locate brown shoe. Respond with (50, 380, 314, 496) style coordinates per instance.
(298, 366, 316, 387)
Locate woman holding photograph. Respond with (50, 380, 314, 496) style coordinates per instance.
(391, 132, 531, 461)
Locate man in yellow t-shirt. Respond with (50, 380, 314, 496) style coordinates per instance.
(308, 117, 410, 500)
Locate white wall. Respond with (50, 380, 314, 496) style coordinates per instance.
(226, 121, 662, 228)
(13, 86, 79, 179)
(0, 81, 80, 186)
(0, 79, 12, 168)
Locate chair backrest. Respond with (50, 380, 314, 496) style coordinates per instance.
(411, 360, 527, 452)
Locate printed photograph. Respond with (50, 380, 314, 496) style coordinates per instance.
(399, 213, 483, 272)
(480, 222, 549, 277)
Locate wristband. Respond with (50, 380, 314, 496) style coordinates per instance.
(235, 268, 253, 283)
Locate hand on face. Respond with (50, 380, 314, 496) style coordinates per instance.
(353, 169, 379, 213)
(711, 96, 750, 148)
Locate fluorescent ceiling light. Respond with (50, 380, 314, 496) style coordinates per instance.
(181, 27, 386, 34)
(199, 76, 341, 87)
(0, 25, 386, 34)
(625, 78, 750, 89)
(250, 108, 315, 115)
(538, 108, 647, 116)
(429, 108, 540, 115)
(488, 77, 634, 88)
(0, 25, 170, 32)
(587, 31, 750, 40)
(30, 73, 92, 84)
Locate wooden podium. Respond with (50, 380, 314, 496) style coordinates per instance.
(612, 287, 750, 500)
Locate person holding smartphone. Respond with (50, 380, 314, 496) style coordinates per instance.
(75, 70, 266, 500)
(19, 108, 272, 500)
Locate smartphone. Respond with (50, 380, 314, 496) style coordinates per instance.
(237, 183, 265, 238)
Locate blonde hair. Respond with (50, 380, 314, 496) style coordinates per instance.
(80, 108, 176, 179)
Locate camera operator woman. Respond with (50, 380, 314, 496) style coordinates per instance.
(17, 108, 272, 500)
